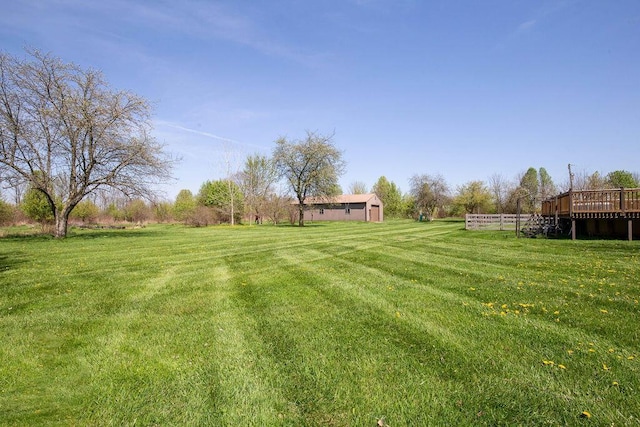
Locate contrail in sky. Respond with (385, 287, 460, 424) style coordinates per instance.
(156, 120, 270, 152)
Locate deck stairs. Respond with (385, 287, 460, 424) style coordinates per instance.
(520, 214, 561, 238)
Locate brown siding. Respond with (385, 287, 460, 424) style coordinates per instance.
(300, 194, 384, 222)
(304, 203, 366, 221)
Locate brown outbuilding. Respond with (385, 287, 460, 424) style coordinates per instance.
(300, 193, 383, 222)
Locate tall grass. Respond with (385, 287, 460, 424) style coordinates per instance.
(0, 220, 638, 425)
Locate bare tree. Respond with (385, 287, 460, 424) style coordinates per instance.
(273, 131, 345, 226)
(264, 193, 291, 225)
(488, 173, 511, 214)
(0, 50, 174, 237)
(240, 154, 278, 224)
(409, 174, 450, 220)
(348, 181, 368, 194)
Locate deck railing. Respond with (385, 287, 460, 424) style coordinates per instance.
(542, 188, 640, 216)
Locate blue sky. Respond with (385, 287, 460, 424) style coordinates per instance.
(2, 0, 639, 199)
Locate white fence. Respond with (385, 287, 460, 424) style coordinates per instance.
(465, 214, 528, 231)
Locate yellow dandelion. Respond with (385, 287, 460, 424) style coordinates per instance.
(608, 348, 615, 353)
(580, 411, 591, 419)
(627, 355, 635, 360)
(612, 381, 619, 386)
(567, 350, 574, 355)
(602, 363, 610, 371)
(543, 360, 554, 366)
(588, 349, 596, 353)
(553, 310, 560, 315)
(558, 364, 566, 369)
(600, 309, 608, 314)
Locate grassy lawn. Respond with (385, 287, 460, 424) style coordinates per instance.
(0, 220, 639, 426)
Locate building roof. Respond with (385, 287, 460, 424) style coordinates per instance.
(303, 193, 380, 205)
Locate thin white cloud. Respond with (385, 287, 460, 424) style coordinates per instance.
(495, 1, 574, 50)
(155, 120, 267, 151)
(517, 19, 537, 33)
(159, 122, 240, 144)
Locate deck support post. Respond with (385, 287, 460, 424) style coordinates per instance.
(571, 219, 576, 240)
(629, 219, 633, 241)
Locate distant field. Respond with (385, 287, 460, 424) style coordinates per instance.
(0, 220, 638, 426)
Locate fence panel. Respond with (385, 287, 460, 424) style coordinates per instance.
(465, 214, 527, 231)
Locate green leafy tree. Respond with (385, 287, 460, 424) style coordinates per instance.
(453, 181, 493, 214)
(153, 201, 173, 223)
(372, 176, 403, 218)
(273, 131, 345, 226)
(518, 167, 539, 213)
(198, 180, 244, 224)
(124, 199, 150, 223)
(106, 203, 125, 222)
(173, 189, 197, 223)
(538, 167, 557, 201)
(70, 200, 100, 223)
(0, 199, 14, 225)
(22, 187, 54, 225)
(328, 183, 343, 196)
(606, 170, 639, 188)
(400, 194, 415, 218)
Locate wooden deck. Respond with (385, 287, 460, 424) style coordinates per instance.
(541, 188, 640, 240)
(542, 188, 640, 219)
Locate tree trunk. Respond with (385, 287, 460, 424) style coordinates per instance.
(54, 212, 69, 238)
(298, 204, 304, 226)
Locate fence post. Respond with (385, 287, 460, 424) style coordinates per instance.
(516, 199, 521, 238)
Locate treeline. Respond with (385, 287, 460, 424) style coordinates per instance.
(0, 155, 299, 229)
(385, 167, 640, 220)
(2, 163, 638, 228)
(0, 188, 179, 230)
